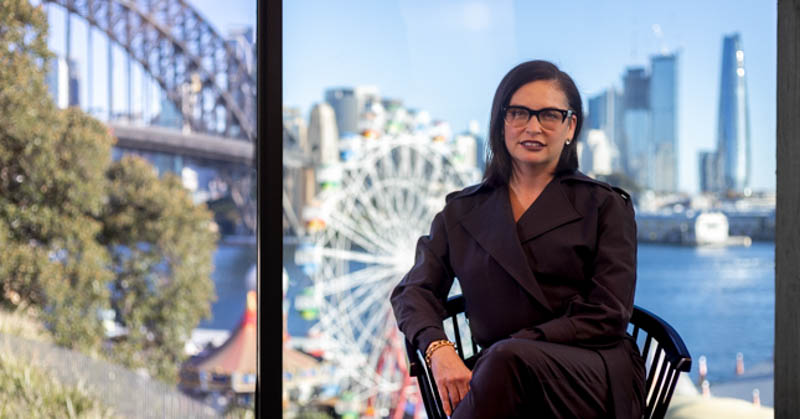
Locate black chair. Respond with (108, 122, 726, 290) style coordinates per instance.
(405, 295, 692, 419)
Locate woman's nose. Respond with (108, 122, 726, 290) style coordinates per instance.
(524, 115, 543, 133)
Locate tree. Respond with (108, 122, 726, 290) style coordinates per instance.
(1, 0, 218, 383)
(0, 0, 113, 352)
(98, 156, 218, 382)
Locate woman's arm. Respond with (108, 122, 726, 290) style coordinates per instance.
(511, 191, 637, 347)
(391, 211, 472, 416)
(390, 211, 457, 354)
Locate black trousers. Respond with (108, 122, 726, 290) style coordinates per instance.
(451, 338, 611, 419)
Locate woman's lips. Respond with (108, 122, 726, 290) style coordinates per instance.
(520, 140, 545, 150)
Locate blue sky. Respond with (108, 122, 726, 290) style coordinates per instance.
(42, 0, 776, 193)
(284, 0, 777, 194)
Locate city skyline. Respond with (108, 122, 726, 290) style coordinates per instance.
(284, 0, 776, 194)
(40, 1, 776, 193)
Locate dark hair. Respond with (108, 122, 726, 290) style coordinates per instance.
(483, 60, 583, 187)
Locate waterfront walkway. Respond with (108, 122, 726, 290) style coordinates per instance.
(665, 368, 774, 418)
(709, 361, 774, 407)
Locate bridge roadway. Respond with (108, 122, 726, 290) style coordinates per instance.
(109, 123, 254, 167)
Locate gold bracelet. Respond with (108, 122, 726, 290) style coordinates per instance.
(425, 339, 455, 366)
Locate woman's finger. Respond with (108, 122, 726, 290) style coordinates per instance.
(450, 382, 465, 411)
(437, 382, 452, 416)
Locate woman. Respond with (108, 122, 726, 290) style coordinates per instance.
(390, 60, 645, 418)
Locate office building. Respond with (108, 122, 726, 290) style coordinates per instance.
(699, 151, 721, 193)
(587, 87, 624, 172)
(284, 107, 309, 154)
(716, 33, 751, 193)
(613, 53, 680, 192)
(283, 107, 314, 228)
(308, 102, 340, 166)
(650, 53, 678, 192)
(324, 86, 380, 137)
(622, 67, 651, 186)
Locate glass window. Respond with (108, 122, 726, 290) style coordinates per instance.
(282, 0, 775, 416)
(1, 0, 256, 417)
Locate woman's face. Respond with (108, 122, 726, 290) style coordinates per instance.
(503, 80, 577, 176)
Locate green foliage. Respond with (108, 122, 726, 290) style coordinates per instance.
(225, 400, 256, 418)
(0, 1, 52, 113)
(0, 0, 218, 385)
(1, 1, 113, 352)
(98, 156, 218, 383)
(0, 351, 114, 418)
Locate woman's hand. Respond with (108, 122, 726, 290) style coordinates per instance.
(429, 345, 472, 416)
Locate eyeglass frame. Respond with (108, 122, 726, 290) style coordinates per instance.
(502, 105, 574, 129)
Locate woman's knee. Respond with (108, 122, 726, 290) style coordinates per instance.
(476, 339, 536, 372)
(477, 338, 558, 381)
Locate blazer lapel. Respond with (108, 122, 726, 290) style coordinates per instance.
(516, 179, 583, 243)
(459, 186, 553, 313)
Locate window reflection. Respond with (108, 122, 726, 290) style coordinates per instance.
(0, 0, 256, 416)
(283, 1, 775, 416)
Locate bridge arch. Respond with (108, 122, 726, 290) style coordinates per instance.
(44, 0, 256, 142)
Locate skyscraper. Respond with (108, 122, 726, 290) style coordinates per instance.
(699, 151, 721, 193)
(587, 87, 624, 172)
(650, 53, 678, 192)
(283, 107, 314, 223)
(324, 86, 380, 137)
(622, 67, 651, 185)
(716, 33, 751, 193)
(308, 102, 340, 166)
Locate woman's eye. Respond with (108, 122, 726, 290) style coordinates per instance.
(541, 111, 560, 121)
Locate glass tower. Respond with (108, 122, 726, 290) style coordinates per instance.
(622, 68, 651, 185)
(587, 87, 624, 172)
(716, 33, 751, 192)
(650, 53, 678, 192)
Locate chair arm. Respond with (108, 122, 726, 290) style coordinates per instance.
(632, 305, 692, 372)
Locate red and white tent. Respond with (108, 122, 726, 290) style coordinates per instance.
(181, 291, 257, 393)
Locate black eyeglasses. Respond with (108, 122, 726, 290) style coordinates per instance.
(503, 105, 573, 130)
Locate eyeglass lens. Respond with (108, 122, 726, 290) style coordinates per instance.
(504, 108, 565, 129)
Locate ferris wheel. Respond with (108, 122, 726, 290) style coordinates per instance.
(296, 134, 480, 416)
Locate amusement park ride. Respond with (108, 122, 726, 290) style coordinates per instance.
(287, 133, 480, 417)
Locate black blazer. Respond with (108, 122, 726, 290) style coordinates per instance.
(391, 170, 645, 418)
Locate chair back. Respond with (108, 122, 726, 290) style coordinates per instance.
(405, 295, 692, 419)
(629, 305, 692, 418)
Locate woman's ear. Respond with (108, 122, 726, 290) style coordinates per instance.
(567, 114, 577, 138)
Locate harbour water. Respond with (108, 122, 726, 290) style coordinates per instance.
(634, 242, 774, 385)
(199, 241, 258, 331)
(277, 241, 774, 386)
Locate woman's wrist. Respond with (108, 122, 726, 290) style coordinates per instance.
(425, 339, 455, 366)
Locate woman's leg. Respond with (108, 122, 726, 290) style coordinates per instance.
(451, 338, 610, 419)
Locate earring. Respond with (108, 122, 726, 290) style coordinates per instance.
(565, 139, 572, 145)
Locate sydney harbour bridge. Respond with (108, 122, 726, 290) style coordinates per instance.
(39, 0, 256, 233)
